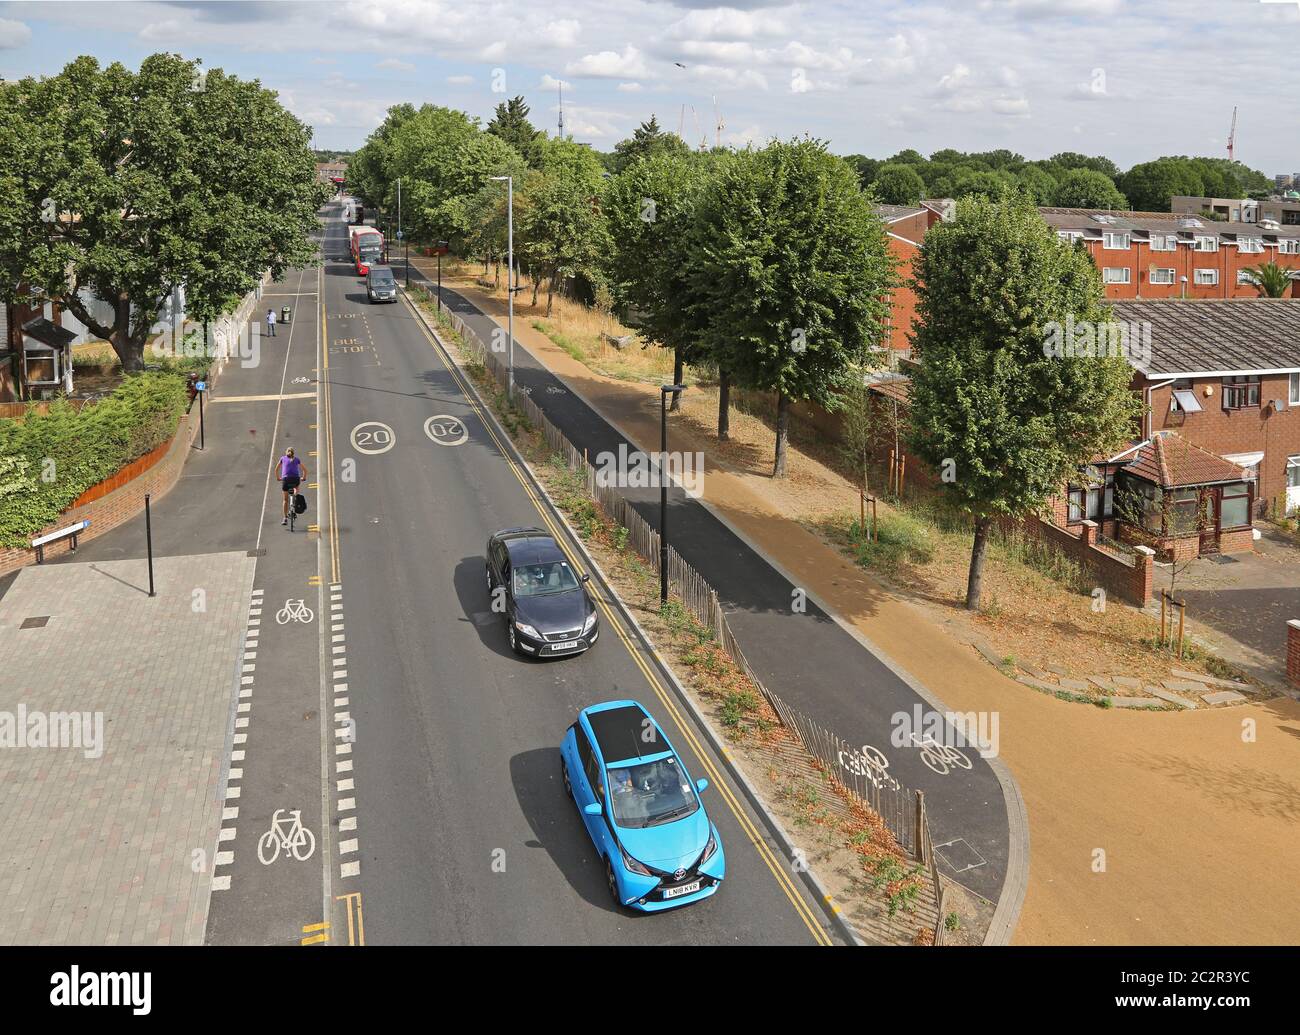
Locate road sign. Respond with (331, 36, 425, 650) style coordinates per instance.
(196, 381, 207, 392)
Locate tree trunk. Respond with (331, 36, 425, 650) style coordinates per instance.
(545, 277, 555, 317)
(531, 273, 541, 308)
(493, 258, 500, 288)
(669, 347, 683, 411)
(717, 368, 730, 441)
(773, 391, 789, 478)
(113, 292, 144, 373)
(965, 515, 992, 610)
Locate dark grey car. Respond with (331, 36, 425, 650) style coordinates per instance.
(485, 527, 599, 658)
(366, 267, 397, 303)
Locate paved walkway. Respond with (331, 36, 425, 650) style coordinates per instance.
(420, 264, 1300, 945)
(0, 551, 253, 944)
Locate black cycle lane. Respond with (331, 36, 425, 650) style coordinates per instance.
(405, 268, 1020, 911)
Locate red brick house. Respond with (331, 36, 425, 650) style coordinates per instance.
(876, 201, 950, 354)
(1039, 207, 1300, 300)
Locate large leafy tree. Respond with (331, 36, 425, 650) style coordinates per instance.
(486, 95, 542, 168)
(1119, 157, 1206, 211)
(605, 149, 718, 416)
(610, 115, 690, 174)
(689, 139, 896, 477)
(0, 53, 325, 370)
(516, 137, 608, 316)
(1052, 168, 1128, 210)
(907, 193, 1141, 609)
(873, 163, 926, 206)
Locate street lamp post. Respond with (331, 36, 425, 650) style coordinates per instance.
(490, 175, 515, 398)
(398, 177, 408, 287)
(659, 383, 686, 604)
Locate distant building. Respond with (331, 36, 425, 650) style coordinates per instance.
(1040, 207, 1300, 300)
(315, 161, 347, 185)
(1171, 194, 1300, 226)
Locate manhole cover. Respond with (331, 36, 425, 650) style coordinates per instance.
(20, 616, 50, 629)
(933, 837, 987, 874)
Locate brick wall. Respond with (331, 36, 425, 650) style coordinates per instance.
(1016, 515, 1154, 606)
(1288, 620, 1300, 689)
(0, 407, 200, 576)
(1087, 238, 1300, 300)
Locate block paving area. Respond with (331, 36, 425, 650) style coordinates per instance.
(0, 551, 253, 944)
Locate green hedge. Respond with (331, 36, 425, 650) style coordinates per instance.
(0, 372, 190, 547)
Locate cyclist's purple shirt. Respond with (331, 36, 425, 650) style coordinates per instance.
(278, 455, 302, 479)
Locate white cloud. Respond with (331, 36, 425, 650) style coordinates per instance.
(565, 45, 648, 79)
(668, 8, 786, 41)
(936, 64, 972, 93)
(479, 40, 508, 61)
(377, 58, 415, 72)
(616, 82, 642, 92)
(540, 19, 581, 47)
(992, 95, 1031, 117)
(0, 18, 30, 48)
(446, 74, 474, 85)
(540, 73, 572, 92)
(988, 0, 1123, 17)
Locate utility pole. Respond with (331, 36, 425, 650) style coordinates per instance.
(490, 175, 515, 397)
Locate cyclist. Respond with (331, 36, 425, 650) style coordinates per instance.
(274, 447, 308, 526)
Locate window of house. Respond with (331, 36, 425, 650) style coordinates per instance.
(1194, 268, 1218, 285)
(1067, 471, 1115, 523)
(1150, 268, 1176, 285)
(1280, 239, 1300, 255)
(1170, 379, 1202, 412)
(1194, 235, 1219, 252)
(1222, 375, 1261, 409)
(1149, 233, 1177, 251)
(1238, 236, 1264, 254)
(1290, 372, 1300, 405)
(1237, 269, 1260, 286)
(1220, 482, 1251, 528)
(1103, 267, 1131, 284)
(1057, 230, 1084, 244)
(1103, 231, 1131, 249)
(1288, 457, 1300, 489)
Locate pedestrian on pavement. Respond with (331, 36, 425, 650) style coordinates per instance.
(266, 308, 277, 338)
(275, 448, 307, 526)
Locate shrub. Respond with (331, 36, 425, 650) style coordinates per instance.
(0, 371, 189, 546)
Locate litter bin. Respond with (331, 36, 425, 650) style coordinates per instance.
(281, 305, 292, 324)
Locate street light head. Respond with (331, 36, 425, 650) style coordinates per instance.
(490, 175, 510, 182)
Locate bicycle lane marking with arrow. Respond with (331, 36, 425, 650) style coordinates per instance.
(204, 261, 329, 945)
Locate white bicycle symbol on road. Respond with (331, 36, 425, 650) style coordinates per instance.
(908, 733, 972, 776)
(257, 809, 317, 865)
(276, 598, 315, 625)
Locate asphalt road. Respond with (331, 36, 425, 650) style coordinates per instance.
(312, 205, 837, 944)
(407, 268, 1015, 905)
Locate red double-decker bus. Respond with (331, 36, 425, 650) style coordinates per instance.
(349, 226, 384, 275)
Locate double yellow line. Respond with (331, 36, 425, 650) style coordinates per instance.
(401, 291, 834, 946)
(320, 266, 341, 585)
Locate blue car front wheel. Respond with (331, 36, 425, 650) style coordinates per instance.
(605, 858, 622, 908)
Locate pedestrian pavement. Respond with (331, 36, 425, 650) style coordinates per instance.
(0, 551, 254, 944)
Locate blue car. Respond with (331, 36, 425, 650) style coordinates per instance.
(560, 700, 724, 912)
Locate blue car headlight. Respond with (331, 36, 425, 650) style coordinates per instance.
(700, 826, 718, 864)
(582, 610, 598, 635)
(619, 841, 654, 877)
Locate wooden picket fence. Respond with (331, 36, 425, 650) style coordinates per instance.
(414, 284, 946, 940)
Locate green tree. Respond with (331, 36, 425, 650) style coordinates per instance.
(689, 139, 896, 476)
(873, 163, 926, 206)
(1015, 164, 1059, 206)
(1120, 157, 1205, 211)
(0, 54, 325, 370)
(610, 115, 690, 174)
(1048, 152, 1121, 182)
(907, 193, 1140, 609)
(1052, 168, 1128, 210)
(517, 137, 608, 316)
(604, 150, 718, 416)
(486, 95, 542, 167)
(1241, 261, 1292, 298)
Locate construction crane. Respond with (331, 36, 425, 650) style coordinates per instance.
(1227, 106, 1238, 162)
(713, 95, 723, 149)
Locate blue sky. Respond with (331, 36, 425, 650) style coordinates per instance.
(3, 0, 1299, 174)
